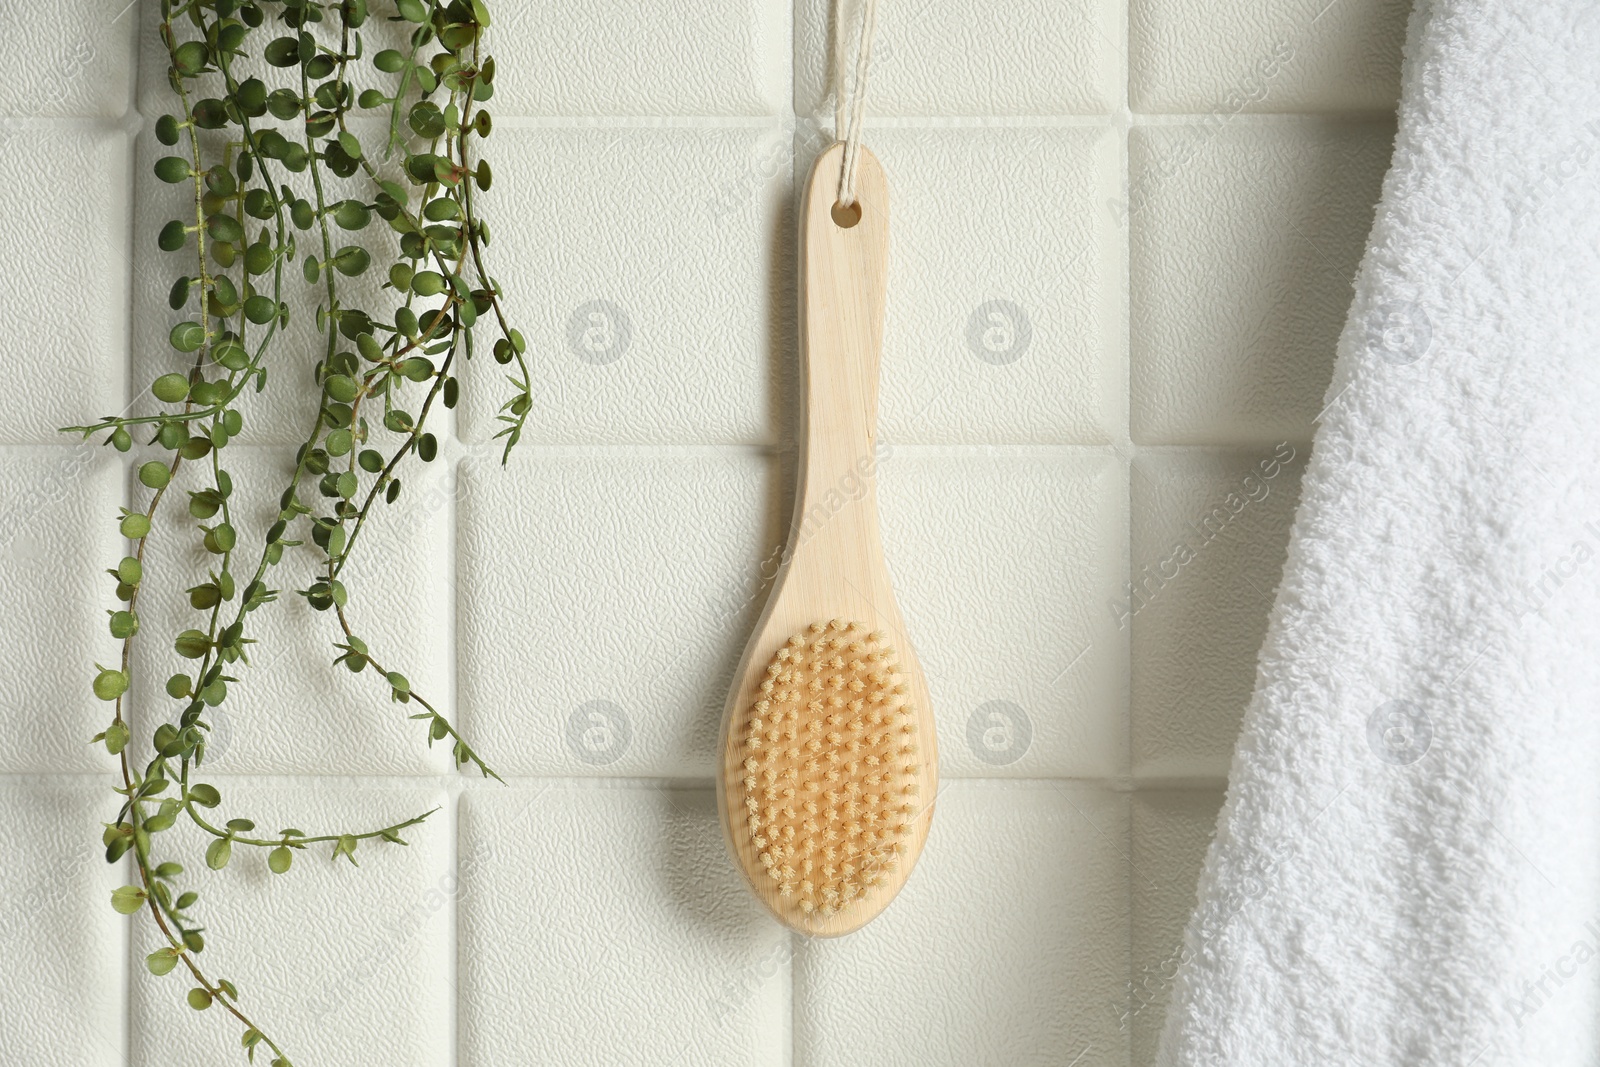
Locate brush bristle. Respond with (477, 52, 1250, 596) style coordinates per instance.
(738, 619, 917, 920)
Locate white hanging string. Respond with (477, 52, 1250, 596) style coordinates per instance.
(833, 0, 881, 208)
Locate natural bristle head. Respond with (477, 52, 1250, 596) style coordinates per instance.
(736, 621, 918, 924)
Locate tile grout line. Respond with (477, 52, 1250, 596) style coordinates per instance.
(59, 110, 1400, 132)
(1119, 0, 1138, 1057)
(0, 440, 1317, 458)
(119, 23, 139, 1061)
(0, 768, 1234, 789)
(447, 446, 461, 1065)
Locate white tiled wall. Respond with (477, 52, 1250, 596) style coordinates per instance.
(2, 0, 1403, 1063)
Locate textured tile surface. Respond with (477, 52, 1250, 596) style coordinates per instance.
(0, 125, 129, 443)
(1130, 0, 1409, 114)
(458, 125, 791, 446)
(0, 0, 135, 118)
(1131, 448, 1306, 778)
(869, 125, 1124, 445)
(0, 778, 126, 1064)
(1130, 791, 1225, 1067)
(485, 0, 788, 116)
(795, 782, 1130, 1066)
(1129, 121, 1392, 445)
(128, 780, 451, 1067)
(459, 783, 788, 1066)
(0, 451, 122, 772)
(879, 450, 1129, 777)
(795, 0, 1122, 117)
(457, 451, 780, 777)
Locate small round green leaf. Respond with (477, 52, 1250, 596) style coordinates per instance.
(100, 721, 129, 756)
(333, 247, 371, 276)
(422, 196, 459, 222)
(93, 668, 128, 701)
(324, 374, 358, 403)
(188, 783, 221, 808)
(152, 373, 190, 403)
(174, 630, 210, 659)
(158, 220, 188, 252)
(146, 948, 181, 976)
(138, 462, 171, 489)
(236, 77, 268, 116)
(243, 295, 276, 324)
(333, 199, 371, 230)
(173, 41, 208, 76)
(212, 336, 249, 371)
(170, 321, 205, 353)
(110, 885, 146, 914)
(205, 837, 232, 871)
(263, 36, 299, 67)
(207, 214, 244, 244)
(154, 156, 192, 183)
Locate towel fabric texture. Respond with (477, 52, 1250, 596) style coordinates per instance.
(1157, 2, 1600, 1064)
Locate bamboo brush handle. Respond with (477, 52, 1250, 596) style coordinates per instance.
(799, 143, 890, 532)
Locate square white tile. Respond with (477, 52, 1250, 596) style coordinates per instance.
(128, 779, 452, 1066)
(457, 450, 780, 777)
(484, 0, 788, 116)
(1129, 120, 1392, 444)
(861, 125, 1125, 445)
(795, 0, 1123, 117)
(794, 781, 1130, 1067)
(0, 449, 123, 772)
(1130, 790, 1223, 1067)
(879, 450, 1129, 778)
(458, 125, 793, 446)
(1130, 0, 1408, 114)
(1130, 448, 1305, 778)
(459, 783, 789, 1066)
(0, 777, 127, 1065)
(0, 125, 129, 444)
(0, 0, 135, 118)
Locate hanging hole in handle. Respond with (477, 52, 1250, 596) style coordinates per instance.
(830, 200, 862, 229)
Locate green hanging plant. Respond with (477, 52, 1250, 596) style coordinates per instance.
(65, 1, 532, 1061)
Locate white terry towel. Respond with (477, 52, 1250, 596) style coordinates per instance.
(1157, 2, 1600, 1064)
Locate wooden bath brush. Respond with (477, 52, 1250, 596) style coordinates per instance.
(716, 143, 938, 936)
